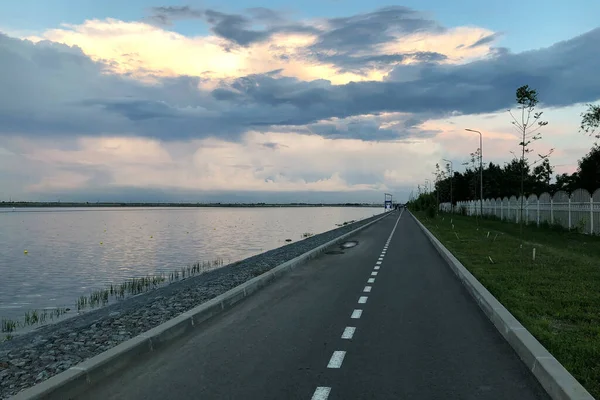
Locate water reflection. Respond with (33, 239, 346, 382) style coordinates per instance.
(0, 207, 378, 320)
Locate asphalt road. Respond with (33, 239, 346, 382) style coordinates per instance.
(85, 210, 549, 400)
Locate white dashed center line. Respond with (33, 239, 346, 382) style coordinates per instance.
(310, 210, 404, 400)
(327, 351, 346, 368)
(341, 327, 356, 339)
(312, 387, 331, 400)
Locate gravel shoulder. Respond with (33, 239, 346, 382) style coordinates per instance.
(0, 212, 387, 399)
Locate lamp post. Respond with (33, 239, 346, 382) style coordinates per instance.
(443, 158, 453, 213)
(465, 129, 483, 217)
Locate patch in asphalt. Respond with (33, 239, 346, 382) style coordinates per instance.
(325, 250, 345, 255)
(340, 240, 358, 248)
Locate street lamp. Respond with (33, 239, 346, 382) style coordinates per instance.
(465, 129, 483, 217)
(443, 158, 453, 213)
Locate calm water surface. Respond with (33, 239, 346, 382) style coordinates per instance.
(0, 207, 378, 321)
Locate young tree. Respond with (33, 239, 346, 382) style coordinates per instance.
(580, 104, 600, 139)
(508, 85, 551, 235)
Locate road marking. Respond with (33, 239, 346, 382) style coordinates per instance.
(378, 257, 383, 261)
(374, 266, 380, 270)
(342, 327, 356, 339)
(363, 286, 372, 293)
(351, 309, 363, 318)
(312, 387, 331, 400)
(376, 261, 382, 265)
(368, 278, 375, 283)
(358, 296, 368, 304)
(371, 271, 378, 276)
(327, 351, 346, 368)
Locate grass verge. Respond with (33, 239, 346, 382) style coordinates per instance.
(413, 211, 600, 398)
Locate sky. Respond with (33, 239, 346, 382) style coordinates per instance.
(0, 1, 599, 203)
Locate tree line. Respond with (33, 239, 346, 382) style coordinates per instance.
(430, 145, 600, 204)
(414, 89, 600, 207)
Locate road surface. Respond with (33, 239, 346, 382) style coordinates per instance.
(85, 210, 548, 400)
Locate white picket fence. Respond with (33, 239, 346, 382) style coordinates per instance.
(439, 188, 600, 235)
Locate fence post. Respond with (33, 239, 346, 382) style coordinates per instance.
(526, 199, 529, 225)
(537, 198, 540, 227)
(591, 197, 594, 235)
(550, 199, 554, 224)
(568, 198, 572, 230)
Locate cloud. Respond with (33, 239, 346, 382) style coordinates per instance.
(1, 9, 599, 146)
(0, 130, 442, 200)
(310, 7, 443, 53)
(22, 8, 495, 86)
(210, 27, 600, 126)
(147, 6, 205, 25)
(146, 6, 316, 47)
(468, 32, 502, 48)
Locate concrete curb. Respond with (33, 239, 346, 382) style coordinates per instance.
(410, 212, 594, 400)
(9, 211, 395, 400)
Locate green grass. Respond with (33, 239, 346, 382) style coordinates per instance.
(413, 211, 600, 398)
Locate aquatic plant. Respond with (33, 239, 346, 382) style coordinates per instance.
(1, 318, 17, 333)
(1, 257, 229, 334)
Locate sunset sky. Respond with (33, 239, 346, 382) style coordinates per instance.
(1, 0, 599, 203)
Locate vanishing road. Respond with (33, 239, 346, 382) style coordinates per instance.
(86, 210, 549, 400)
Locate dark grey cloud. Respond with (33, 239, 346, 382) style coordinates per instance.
(311, 6, 443, 53)
(209, 27, 600, 124)
(147, 6, 317, 47)
(1, 21, 600, 143)
(147, 6, 204, 25)
(204, 9, 270, 46)
(468, 32, 502, 48)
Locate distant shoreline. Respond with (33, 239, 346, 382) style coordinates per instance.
(0, 202, 383, 208)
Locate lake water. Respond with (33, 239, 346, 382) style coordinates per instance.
(0, 207, 379, 322)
